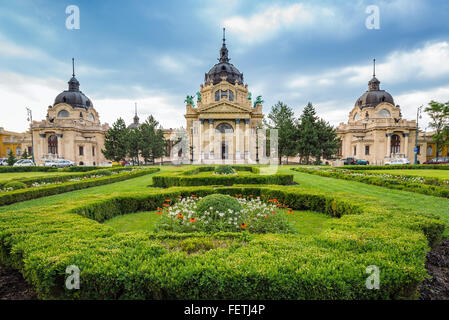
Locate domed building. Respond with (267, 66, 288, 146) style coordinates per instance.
(182, 29, 264, 164)
(22, 59, 110, 166)
(336, 60, 430, 164)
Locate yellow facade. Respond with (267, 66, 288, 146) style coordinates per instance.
(0, 127, 25, 159)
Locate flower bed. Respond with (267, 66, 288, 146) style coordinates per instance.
(292, 167, 449, 198)
(0, 168, 160, 206)
(0, 184, 443, 299)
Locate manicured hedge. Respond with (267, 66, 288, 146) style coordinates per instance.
(0, 166, 57, 173)
(153, 173, 294, 187)
(0, 168, 160, 206)
(293, 167, 449, 199)
(0, 185, 443, 299)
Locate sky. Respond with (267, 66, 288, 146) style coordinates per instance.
(1, 0, 449, 132)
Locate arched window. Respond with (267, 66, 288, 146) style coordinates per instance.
(377, 109, 391, 117)
(57, 110, 70, 117)
(88, 114, 94, 121)
(353, 113, 360, 121)
(391, 134, 400, 154)
(62, 97, 67, 103)
(427, 146, 433, 156)
(229, 90, 234, 101)
(215, 123, 234, 133)
(48, 135, 58, 155)
(215, 90, 220, 101)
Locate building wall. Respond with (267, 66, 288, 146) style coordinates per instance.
(0, 127, 25, 159)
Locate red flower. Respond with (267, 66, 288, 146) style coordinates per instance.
(157, 207, 162, 211)
(241, 223, 247, 229)
(288, 210, 294, 214)
(177, 214, 184, 218)
(165, 199, 171, 202)
(156, 211, 162, 215)
(265, 216, 269, 219)
(272, 211, 276, 215)
(190, 218, 197, 223)
(163, 203, 170, 207)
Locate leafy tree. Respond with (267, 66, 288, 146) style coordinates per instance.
(102, 118, 129, 162)
(6, 150, 16, 166)
(425, 101, 449, 157)
(265, 101, 297, 164)
(313, 119, 341, 164)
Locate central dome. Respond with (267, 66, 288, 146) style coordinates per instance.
(205, 29, 244, 86)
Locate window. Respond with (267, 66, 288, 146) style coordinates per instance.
(88, 114, 94, 121)
(365, 145, 370, 155)
(215, 90, 219, 101)
(16, 147, 21, 156)
(353, 146, 357, 156)
(353, 113, 360, 121)
(377, 109, 391, 117)
(229, 90, 234, 101)
(221, 90, 228, 99)
(427, 146, 433, 156)
(79, 146, 84, 156)
(57, 110, 70, 117)
(27, 146, 32, 155)
(215, 123, 234, 133)
(48, 135, 58, 154)
(417, 146, 421, 155)
(391, 134, 400, 154)
(92, 146, 95, 156)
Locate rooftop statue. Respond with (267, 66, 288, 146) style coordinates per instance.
(247, 92, 252, 101)
(253, 95, 264, 108)
(196, 91, 202, 102)
(184, 95, 195, 107)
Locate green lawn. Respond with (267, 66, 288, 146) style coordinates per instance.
(365, 169, 449, 179)
(0, 171, 74, 182)
(104, 208, 331, 235)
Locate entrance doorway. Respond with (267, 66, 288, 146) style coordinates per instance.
(221, 142, 228, 160)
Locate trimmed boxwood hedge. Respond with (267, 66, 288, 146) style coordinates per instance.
(154, 167, 292, 187)
(339, 164, 449, 171)
(293, 167, 449, 199)
(0, 184, 444, 299)
(0, 168, 160, 206)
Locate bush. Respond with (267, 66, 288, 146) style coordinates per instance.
(214, 165, 235, 175)
(196, 194, 242, 218)
(4, 181, 27, 190)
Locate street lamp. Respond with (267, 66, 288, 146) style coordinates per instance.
(414, 105, 423, 165)
(26, 107, 35, 164)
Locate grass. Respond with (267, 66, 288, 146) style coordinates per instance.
(104, 208, 332, 235)
(365, 169, 449, 179)
(0, 171, 73, 182)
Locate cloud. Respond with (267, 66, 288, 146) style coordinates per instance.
(287, 41, 449, 90)
(155, 54, 203, 74)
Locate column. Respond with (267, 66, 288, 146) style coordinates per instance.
(403, 133, 409, 158)
(386, 133, 392, 158)
(199, 119, 204, 163)
(244, 119, 249, 161)
(235, 119, 240, 161)
(209, 119, 214, 161)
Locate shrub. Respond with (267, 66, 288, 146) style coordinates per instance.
(196, 194, 242, 218)
(93, 169, 113, 176)
(214, 165, 235, 175)
(4, 181, 27, 190)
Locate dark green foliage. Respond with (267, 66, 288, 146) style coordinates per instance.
(6, 150, 16, 166)
(214, 165, 235, 175)
(102, 118, 129, 162)
(196, 194, 242, 219)
(4, 181, 26, 190)
(425, 100, 449, 157)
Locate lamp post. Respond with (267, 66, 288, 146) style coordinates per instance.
(414, 105, 423, 165)
(26, 107, 35, 164)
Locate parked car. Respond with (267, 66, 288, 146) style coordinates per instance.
(13, 159, 36, 167)
(355, 159, 369, 165)
(342, 157, 356, 165)
(385, 158, 411, 165)
(44, 159, 75, 168)
(424, 156, 449, 165)
(0, 158, 7, 166)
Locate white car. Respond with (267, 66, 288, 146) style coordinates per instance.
(13, 159, 36, 167)
(0, 158, 7, 166)
(44, 159, 75, 168)
(385, 158, 411, 165)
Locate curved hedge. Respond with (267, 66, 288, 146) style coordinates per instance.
(0, 168, 160, 206)
(339, 164, 449, 171)
(293, 167, 449, 199)
(0, 184, 444, 299)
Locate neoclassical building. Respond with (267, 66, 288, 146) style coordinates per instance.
(182, 30, 264, 164)
(336, 62, 431, 164)
(23, 61, 110, 166)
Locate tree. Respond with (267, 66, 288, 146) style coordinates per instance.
(139, 115, 166, 164)
(265, 101, 297, 164)
(21, 149, 29, 159)
(127, 128, 141, 165)
(7, 150, 16, 166)
(425, 101, 449, 157)
(314, 119, 341, 164)
(102, 118, 129, 162)
(295, 103, 319, 164)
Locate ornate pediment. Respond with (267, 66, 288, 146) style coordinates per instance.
(199, 102, 250, 114)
